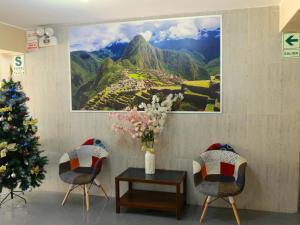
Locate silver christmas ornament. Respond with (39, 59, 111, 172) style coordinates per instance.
(11, 172, 16, 178)
(3, 124, 10, 131)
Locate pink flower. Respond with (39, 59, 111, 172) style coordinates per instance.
(109, 93, 180, 142)
(110, 109, 150, 140)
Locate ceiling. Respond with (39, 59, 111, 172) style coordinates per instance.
(0, 0, 282, 29)
(282, 9, 300, 31)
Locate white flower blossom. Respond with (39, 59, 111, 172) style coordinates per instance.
(138, 93, 183, 135)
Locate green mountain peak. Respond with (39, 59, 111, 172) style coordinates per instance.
(122, 34, 161, 69)
(122, 35, 210, 81)
(131, 34, 148, 44)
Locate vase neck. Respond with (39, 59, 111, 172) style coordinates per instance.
(143, 141, 154, 148)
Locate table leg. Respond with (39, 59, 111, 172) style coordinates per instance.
(183, 173, 187, 206)
(176, 183, 181, 220)
(128, 181, 133, 198)
(128, 181, 132, 192)
(115, 178, 120, 213)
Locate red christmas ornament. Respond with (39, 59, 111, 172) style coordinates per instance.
(18, 112, 25, 116)
(25, 97, 30, 101)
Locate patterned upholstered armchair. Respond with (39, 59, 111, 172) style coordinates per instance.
(59, 138, 109, 211)
(193, 144, 247, 225)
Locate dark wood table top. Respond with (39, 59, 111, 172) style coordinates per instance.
(115, 167, 186, 185)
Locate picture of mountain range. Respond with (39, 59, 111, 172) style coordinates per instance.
(69, 16, 221, 112)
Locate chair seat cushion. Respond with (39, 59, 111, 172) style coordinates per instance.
(197, 175, 241, 197)
(59, 167, 94, 185)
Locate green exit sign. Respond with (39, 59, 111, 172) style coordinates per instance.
(282, 33, 300, 58)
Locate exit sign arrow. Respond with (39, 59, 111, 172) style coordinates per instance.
(283, 33, 300, 58)
(286, 35, 299, 46)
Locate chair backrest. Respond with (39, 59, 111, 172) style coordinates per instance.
(193, 144, 247, 187)
(59, 138, 108, 176)
(206, 143, 236, 153)
(199, 150, 242, 177)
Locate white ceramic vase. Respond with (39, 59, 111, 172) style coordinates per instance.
(145, 151, 155, 174)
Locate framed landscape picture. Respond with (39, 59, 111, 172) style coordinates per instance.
(69, 15, 221, 112)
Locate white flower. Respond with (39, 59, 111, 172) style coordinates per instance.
(178, 93, 184, 100)
(137, 93, 183, 136)
(153, 128, 160, 134)
(139, 102, 147, 109)
(159, 118, 165, 124)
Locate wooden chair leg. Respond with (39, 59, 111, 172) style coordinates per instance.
(94, 180, 109, 200)
(84, 185, 90, 211)
(61, 184, 73, 206)
(229, 197, 241, 225)
(200, 196, 211, 223)
(200, 196, 208, 216)
(98, 183, 109, 200)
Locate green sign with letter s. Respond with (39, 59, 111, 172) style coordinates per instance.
(12, 55, 25, 75)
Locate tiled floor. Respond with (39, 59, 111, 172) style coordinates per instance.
(0, 191, 299, 225)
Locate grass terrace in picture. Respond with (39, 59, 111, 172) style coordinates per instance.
(69, 15, 221, 112)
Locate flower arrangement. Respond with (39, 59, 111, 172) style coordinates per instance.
(109, 94, 183, 152)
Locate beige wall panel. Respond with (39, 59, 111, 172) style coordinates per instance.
(0, 23, 25, 53)
(20, 6, 300, 213)
(0, 53, 12, 78)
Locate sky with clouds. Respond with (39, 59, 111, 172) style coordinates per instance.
(69, 16, 220, 52)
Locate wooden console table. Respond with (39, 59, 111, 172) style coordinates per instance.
(115, 167, 187, 220)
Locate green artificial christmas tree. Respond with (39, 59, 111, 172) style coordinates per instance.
(0, 73, 47, 205)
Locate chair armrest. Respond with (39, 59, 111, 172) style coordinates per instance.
(193, 156, 205, 186)
(59, 152, 72, 175)
(234, 157, 247, 189)
(91, 157, 106, 179)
